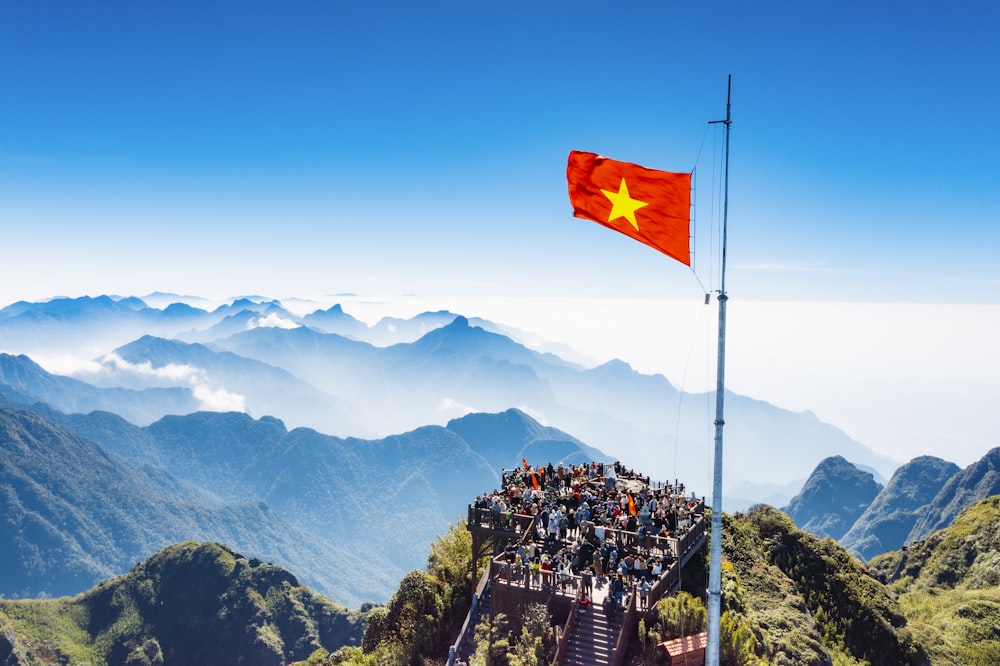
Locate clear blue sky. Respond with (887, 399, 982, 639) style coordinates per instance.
(2, 1, 999, 466)
(3, 0, 997, 305)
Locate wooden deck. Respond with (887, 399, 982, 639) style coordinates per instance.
(455, 467, 707, 666)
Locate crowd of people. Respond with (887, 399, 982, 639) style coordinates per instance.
(471, 460, 703, 611)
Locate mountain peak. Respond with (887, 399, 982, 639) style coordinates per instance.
(783, 456, 882, 540)
(161, 301, 207, 318)
(446, 408, 607, 472)
(840, 455, 959, 561)
(0, 541, 365, 665)
(907, 447, 1000, 542)
(408, 315, 491, 350)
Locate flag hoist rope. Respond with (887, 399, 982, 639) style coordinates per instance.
(704, 74, 731, 666)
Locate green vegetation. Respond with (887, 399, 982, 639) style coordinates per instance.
(298, 521, 483, 666)
(5, 488, 1000, 665)
(465, 604, 554, 666)
(0, 542, 366, 665)
(632, 588, 764, 666)
(745, 505, 925, 665)
(714, 509, 831, 665)
(871, 495, 1000, 664)
(659, 506, 927, 665)
(894, 587, 1000, 665)
(0, 598, 99, 664)
(651, 591, 706, 641)
(636, 592, 710, 663)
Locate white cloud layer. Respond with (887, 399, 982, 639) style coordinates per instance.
(192, 384, 247, 412)
(248, 313, 299, 330)
(96, 353, 204, 384)
(50, 352, 248, 415)
(335, 294, 1000, 467)
(438, 397, 477, 417)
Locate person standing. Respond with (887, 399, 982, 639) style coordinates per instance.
(611, 574, 624, 609)
(603, 593, 615, 627)
(637, 578, 651, 610)
(581, 567, 593, 597)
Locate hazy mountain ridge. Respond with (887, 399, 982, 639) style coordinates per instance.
(840, 455, 960, 561)
(0, 353, 198, 426)
(231, 316, 897, 501)
(906, 446, 1000, 542)
(0, 295, 212, 356)
(785, 450, 1000, 566)
(0, 405, 372, 603)
(0, 294, 897, 506)
(0, 295, 494, 355)
(781, 455, 883, 540)
(114, 335, 367, 434)
(0, 394, 601, 604)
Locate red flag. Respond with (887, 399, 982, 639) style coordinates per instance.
(522, 457, 531, 470)
(627, 493, 637, 517)
(531, 473, 540, 490)
(567, 150, 691, 265)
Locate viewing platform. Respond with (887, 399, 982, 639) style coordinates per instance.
(454, 461, 706, 666)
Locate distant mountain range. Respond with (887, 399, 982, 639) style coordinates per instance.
(840, 455, 960, 560)
(783, 449, 999, 562)
(782, 455, 883, 540)
(3, 291, 958, 605)
(0, 294, 901, 507)
(0, 403, 392, 605)
(0, 396, 604, 604)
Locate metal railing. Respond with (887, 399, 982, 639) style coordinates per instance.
(485, 508, 706, 605)
(447, 567, 492, 666)
(551, 596, 581, 665)
(611, 591, 637, 666)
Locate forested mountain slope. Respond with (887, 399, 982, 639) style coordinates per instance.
(0, 542, 367, 665)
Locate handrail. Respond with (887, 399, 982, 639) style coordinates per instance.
(487, 516, 705, 608)
(646, 559, 680, 608)
(611, 590, 637, 666)
(468, 505, 536, 536)
(469, 498, 706, 548)
(552, 596, 580, 665)
(489, 550, 585, 600)
(470, 497, 705, 553)
(489, 515, 705, 592)
(448, 567, 492, 666)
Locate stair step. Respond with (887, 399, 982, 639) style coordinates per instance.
(562, 658, 607, 666)
(561, 656, 605, 665)
(568, 643, 612, 652)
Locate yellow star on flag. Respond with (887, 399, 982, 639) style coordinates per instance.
(601, 178, 648, 230)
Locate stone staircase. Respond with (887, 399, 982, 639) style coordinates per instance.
(559, 602, 623, 666)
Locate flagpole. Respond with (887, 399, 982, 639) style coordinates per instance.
(705, 74, 731, 666)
